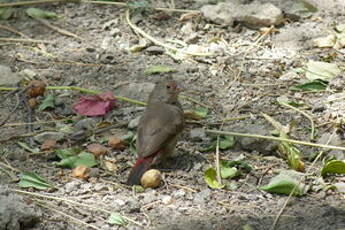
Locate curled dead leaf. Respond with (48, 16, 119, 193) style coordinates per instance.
(27, 80, 46, 98)
(103, 160, 118, 172)
(72, 165, 90, 179)
(28, 98, 39, 108)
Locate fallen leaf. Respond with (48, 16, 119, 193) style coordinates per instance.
(107, 212, 127, 226)
(38, 94, 55, 111)
(305, 61, 341, 81)
(204, 167, 224, 189)
(18, 171, 55, 190)
(321, 160, 345, 177)
(72, 165, 90, 179)
(87, 143, 108, 156)
(26, 7, 58, 19)
(56, 151, 97, 168)
(108, 137, 125, 150)
(41, 139, 57, 151)
(103, 160, 118, 172)
(73, 92, 116, 116)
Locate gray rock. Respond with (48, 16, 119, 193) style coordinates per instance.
(190, 128, 207, 141)
(115, 82, 155, 101)
(201, 1, 284, 28)
(0, 186, 40, 230)
(33, 131, 65, 144)
(65, 180, 81, 193)
(145, 46, 165, 55)
(19, 69, 37, 79)
(0, 65, 21, 86)
(128, 116, 141, 129)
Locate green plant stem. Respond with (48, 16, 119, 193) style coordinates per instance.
(205, 129, 345, 151)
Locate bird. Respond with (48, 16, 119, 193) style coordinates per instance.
(127, 79, 184, 185)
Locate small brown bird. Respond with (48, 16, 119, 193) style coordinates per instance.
(127, 79, 184, 185)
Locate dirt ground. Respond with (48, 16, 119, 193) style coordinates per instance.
(1, 0, 345, 230)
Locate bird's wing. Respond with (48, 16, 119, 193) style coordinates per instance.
(137, 103, 184, 158)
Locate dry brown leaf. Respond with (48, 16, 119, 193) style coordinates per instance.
(87, 143, 108, 156)
(72, 165, 90, 179)
(108, 137, 125, 150)
(103, 160, 118, 172)
(41, 139, 56, 151)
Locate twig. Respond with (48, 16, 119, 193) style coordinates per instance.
(179, 95, 211, 108)
(35, 18, 83, 41)
(214, 122, 225, 185)
(0, 25, 30, 38)
(12, 189, 143, 227)
(0, 38, 54, 44)
(279, 101, 315, 140)
(83, 0, 200, 13)
(125, 9, 213, 57)
(205, 129, 345, 151)
(3, 119, 68, 127)
(0, 0, 79, 7)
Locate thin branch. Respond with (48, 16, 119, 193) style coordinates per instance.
(205, 129, 345, 151)
(0, 0, 79, 7)
(0, 25, 30, 38)
(0, 38, 54, 44)
(35, 18, 83, 41)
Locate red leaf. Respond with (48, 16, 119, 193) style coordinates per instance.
(73, 92, 116, 116)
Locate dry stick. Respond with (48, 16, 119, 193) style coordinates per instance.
(0, 0, 79, 7)
(205, 130, 345, 151)
(3, 119, 68, 127)
(83, 0, 200, 13)
(215, 126, 223, 185)
(13, 189, 143, 226)
(279, 101, 315, 140)
(0, 38, 54, 44)
(35, 18, 83, 41)
(0, 86, 146, 106)
(0, 25, 30, 38)
(270, 130, 337, 230)
(35, 200, 102, 230)
(0, 91, 22, 127)
(125, 9, 213, 57)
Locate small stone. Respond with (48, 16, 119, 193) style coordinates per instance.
(161, 195, 174, 205)
(145, 46, 165, 55)
(94, 183, 106, 192)
(128, 116, 141, 129)
(190, 128, 206, 141)
(34, 131, 65, 144)
(0, 65, 21, 86)
(141, 169, 162, 188)
(19, 69, 37, 79)
(65, 180, 81, 193)
(173, 189, 186, 198)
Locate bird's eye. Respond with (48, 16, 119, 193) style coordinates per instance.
(166, 85, 171, 89)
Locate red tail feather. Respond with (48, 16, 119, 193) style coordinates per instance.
(127, 157, 153, 185)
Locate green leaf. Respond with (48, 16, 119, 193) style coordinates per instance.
(26, 8, 58, 19)
(321, 160, 345, 177)
(17, 142, 40, 154)
(18, 171, 55, 190)
(278, 141, 304, 172)
(0, 8, 14, 20)
(220, 161, 238, 179)
(56, 152, 97, 168)
(305, 61, 341, 81)
(38, 94, 55, 111)
(204, 167, 224, 189)
(195, 107, 208, 119)
(290, 80, 328, 91)
(107, 212, 127, 226)
(144, 65, 177, 76)
(55, 147, 82, 159)
(260, 170, 305, 196)
(219, 135, 235, 150)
